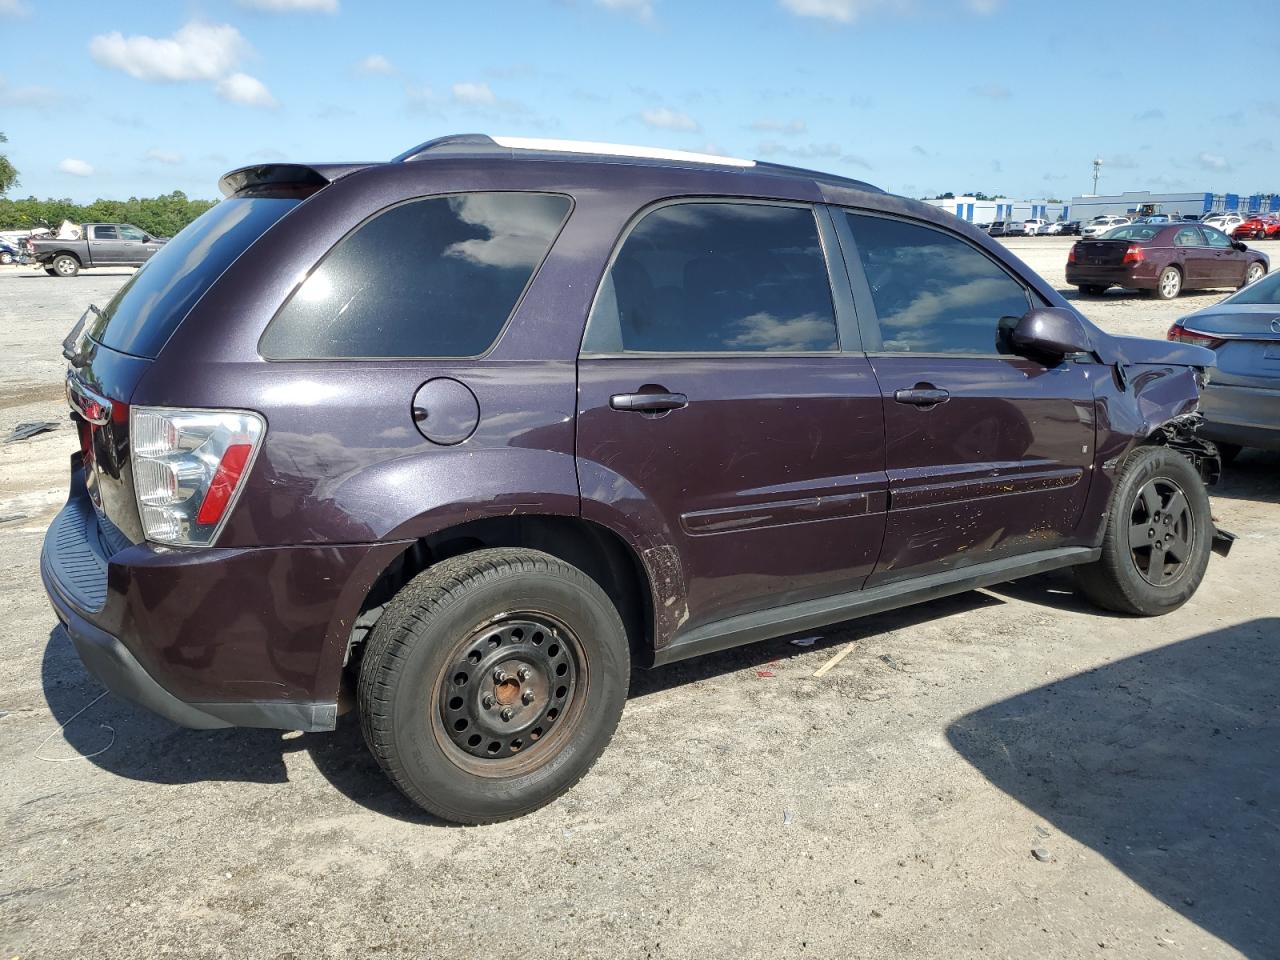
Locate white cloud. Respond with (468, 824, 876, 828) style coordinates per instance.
(1196, 151, 1230, 172)
(779, 0, 900, 24)
(216, 72, 277, 108)
(0, 74, 63, 107)
(145, 149, 184, 165)
(357, 54, 394, 75)
(758, 140, 871, 169)
(595, 0, 654, 21)
(236, 0, 338, 10)
(641, 107, 699, 132)
(970, 82, 1010, 100)
(781, 0, 993, 22)
(452, 81, 496, 105)
(750, 118, 806, 134)
(58, 158, 94, 177)
(0, 0, 30, 17)
(89, 22, 247, 82)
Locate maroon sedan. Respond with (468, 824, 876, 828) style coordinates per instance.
(1067, 223, 1269, 299)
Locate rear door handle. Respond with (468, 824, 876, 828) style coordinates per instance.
(893, 387, 950, 407)
(610, 392, 688, 412)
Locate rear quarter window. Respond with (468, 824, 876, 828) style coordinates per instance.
(259, 192, 571, 360)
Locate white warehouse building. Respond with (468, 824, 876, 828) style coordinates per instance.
(922, 196, 1067, 225)
(1067, 190, 1280, 221)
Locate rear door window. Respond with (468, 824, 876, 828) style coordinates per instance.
(582, 200, 838, 353)
(843, 212, 1031, 355)
(260, 192, 571, 359)
(92, 225, 118, 240)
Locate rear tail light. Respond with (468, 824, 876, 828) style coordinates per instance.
(1167, 322, 1224, 350)
(1067, 244, 1077, 264)
(131, 407, 265, 546)
(1122, 244, 1145, 264)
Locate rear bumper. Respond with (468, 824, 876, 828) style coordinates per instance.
(1200, 382, 1280, 450)
(1066, 263, 1159, 288)
(41, 455, 406, 731)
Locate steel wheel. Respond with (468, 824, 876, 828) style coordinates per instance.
(1245, 262, 1265, 285)
(1157, 267, 1182, 299)
(52, 255, 79, 277)
(1127, 477, 1194, 586)
(433, 613, 587, 776)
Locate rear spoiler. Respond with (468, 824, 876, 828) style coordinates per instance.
(218, 162, 376, 198)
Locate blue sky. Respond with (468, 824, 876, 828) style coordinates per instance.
(1, 0, 1275, 203)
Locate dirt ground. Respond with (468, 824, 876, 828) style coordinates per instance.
(1, 240, 1277, 960)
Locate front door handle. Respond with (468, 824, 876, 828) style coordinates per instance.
(893, 386, 950, 407)
(610, 392, 688, 413)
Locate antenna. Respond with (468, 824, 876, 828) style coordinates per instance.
(1092, 157, 1103, 194)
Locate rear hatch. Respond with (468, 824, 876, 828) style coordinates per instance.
(64, 196, 303, 544)
(1182, 305, 1280, 388)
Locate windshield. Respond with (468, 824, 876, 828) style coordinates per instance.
(90, 197, 300, 358)
(1226, 269, 1280, 304)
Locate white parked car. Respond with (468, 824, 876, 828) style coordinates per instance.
(1202, 213, 1245, 236)
(1023, 218, 1050, 235)
(1082, 215, 1132, 238)
(1037, 221, 1068, 235)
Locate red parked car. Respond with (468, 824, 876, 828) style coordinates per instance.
(1067, 222, 1269, 299)
(1231, 215, 1280, 240)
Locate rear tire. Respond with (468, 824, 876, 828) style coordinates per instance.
(1074, 446, 1213, 616)
(51, 254, 79, 277)
(1154, 266, 1182, 299)
(357, 548, 630, 824)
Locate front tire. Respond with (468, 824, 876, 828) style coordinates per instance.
(357, 548, 630, 824)
(51, 254, 80, 277)
(1154, 266, 1182, 299)
(1244, 262, 1266, 286)
(1074, 446, 1212, 616)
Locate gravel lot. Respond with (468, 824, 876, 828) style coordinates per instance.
(1, 240, 1277, 959)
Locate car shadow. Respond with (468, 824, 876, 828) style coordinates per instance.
(947, 618, 1280, 958)
(629, 588, 1004, 698)
(1211, 448, 1280, 506)
(39, 627, 446, 825)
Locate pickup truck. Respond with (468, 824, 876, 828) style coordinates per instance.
(32, 223, 166, 277)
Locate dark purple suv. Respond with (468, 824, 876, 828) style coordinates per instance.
(42, 135, 1232, 823)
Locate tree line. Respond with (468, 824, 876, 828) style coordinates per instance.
(0, 192, 218, 239)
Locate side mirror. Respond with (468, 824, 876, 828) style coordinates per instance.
(1233, 240, 1247, 251)
(1011, 307, 1093, 362)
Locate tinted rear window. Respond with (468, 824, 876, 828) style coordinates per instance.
(259, 192, 571, 359)
(92, 198, 299, 358)
(1105, 226, 1160, 241)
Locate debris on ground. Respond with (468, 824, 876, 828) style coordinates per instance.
(3, 421, 59, 443)
(1032, 847, 1052, 862)
(756, 670, 775, 679)
(789, 636, 820, 647)
(0, 513, 29, 524)
(812, 641, 855, 678)
(783, 809, 794, 827)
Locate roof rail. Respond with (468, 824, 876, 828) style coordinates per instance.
(394, 133, 756, 168)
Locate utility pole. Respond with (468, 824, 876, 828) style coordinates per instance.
(1092, 157, 1103, 195)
